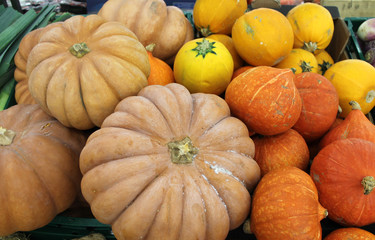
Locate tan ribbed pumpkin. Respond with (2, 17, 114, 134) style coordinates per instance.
(79, 83, 261, 240)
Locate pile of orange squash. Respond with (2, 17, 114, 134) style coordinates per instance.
(1, 0, 375, 239)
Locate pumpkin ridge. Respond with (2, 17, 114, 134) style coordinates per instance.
(8, 144, 59, 210)
(16, 134, 83, 186)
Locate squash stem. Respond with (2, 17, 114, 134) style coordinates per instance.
(192, 38, 216, 59)
(300, 61, 314, 72)
(361, 176, 375, 195)
(0, 126, 16, 146)
(349, 100, 362, 110)
(69, 42, 91, 58)
(145, 43, 156, 53)
(303, 41, 318, 53)
(167, 137, 198, 164)
(366, 90, 375, 104)
(199, 26, 212, 37)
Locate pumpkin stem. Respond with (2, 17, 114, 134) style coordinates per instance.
(192, 38, 217, 59)
(242, 218, 252, 235)
(199, 26, 212, 37)
(145, 43, 156, 53)
(318, 60, 332, 75)
(0, 126, 16, 146)
(167, 137, 198, 164)
(366, 90, 375, 104)
(303, 42, 318, 53)
(69, 42, 91, 58)
(349, 100, 362, 111)
(300, 61, 314, 72)
(361, 176, 375, 195)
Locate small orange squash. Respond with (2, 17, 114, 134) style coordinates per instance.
(311, 138, 375, 227)
(79, 83, 261, 240)
(292, 72, 339, 142)
(250, 166, 328, 240)
(287, 3, 334, 54)
(324, 227, 375, 240)
(231, 8, 294, 66)
(145, 44, 174, 86)
(253, 129, 310, 176)
(193, 0, 247, 37)
(225, 66, 302, 136)
(275, 48, 319, 74)
(319, 101, 375, 149)
(231, 65, 254, 80)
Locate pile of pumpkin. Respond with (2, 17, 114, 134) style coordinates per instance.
(1, 0, 375, 239)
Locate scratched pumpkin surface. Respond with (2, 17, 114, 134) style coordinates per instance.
(225, 66, 302, 136)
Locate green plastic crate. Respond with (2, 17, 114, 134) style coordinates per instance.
(25, 215, 116, 240)
(344, 17, 370, 61)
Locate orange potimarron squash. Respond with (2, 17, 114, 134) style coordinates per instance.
(98, 0, 194, 64)
(26, 15, 150, 130)
(319, 101, 375, 149)
(292, 72, 339, 142)
(231, 65, 253, 80)
(275, 48, 319, 74)
(287, 3, 334, 54)
(14, 23, 61, 105)
(315, 50, 334, 75)
(250, 166, 328, 240)
(207, 34, 244, 71)
(0, 104, 86, 236)
(145, 43, 174, 86)
(324, 59, 375, 118)
(79, 83, 261, 240)
(311, 138, 375, 227)
(193, 0, 247, 37)
(324, 227, 375, 240)
(232, 8, 294, 66)
(174, 38, 234, 95)
(253, 129, 310, 176)
(225, 66, 302, 136)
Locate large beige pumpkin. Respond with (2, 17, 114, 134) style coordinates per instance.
(0, 104, 86, 236)
(26, 15, 150, 130)
(98, 0, 194, 64)
(79, 83, 261, 240)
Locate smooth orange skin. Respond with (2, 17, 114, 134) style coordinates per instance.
(311, 138, 375, 227)
(319, 107, 375, 150)
(147, 51, 174, 86)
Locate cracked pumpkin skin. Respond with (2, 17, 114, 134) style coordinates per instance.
(79, 83, 261, 240)
(225, 66, 302, 136)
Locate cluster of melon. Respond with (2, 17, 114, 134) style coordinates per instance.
(1, 0, 375, 239)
